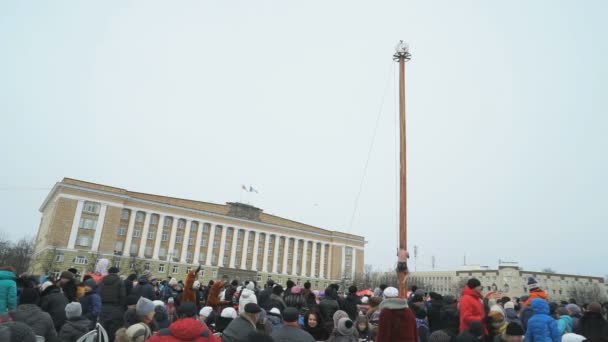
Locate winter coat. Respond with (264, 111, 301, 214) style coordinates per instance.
(284, 292, 306, 311)
(524, 289, 548, 307)
(504, 308, 522, 327)
(58, 317, 92, 342)
(376, 298, 419, 342)
(303, 289, 317, 310)
(459, 287, 486, 334)
(221, 316, 257, 342)
(557, 315, 573, 335)
(417, 317, 430, 342)
(271, 325, 316, 342)
(258, 287, 274, 311)
(147, 317, 220, 342)
(319, 298, 340, 326)
(132, 276, 156, 301)
(342, 293, 362, 320)
(238, 289, 258, 314)
(304, 322, 330, 341)
(181, 271, 197, 305)
(162, 285, 179, 303)
(270, 294, 286, 313)
(427, 298, 444, 332)
(10, 304, 58, 342)
(40, 284, 68, 331)
(574, 311, 608, 339)
(520, 306, 534, 331)
(266, 312, 283, 333)
(326, 331, 359, 342)
(62, 279, 77, 302)
(0, 270, 16, 313)
(99, 273, 127, 306)
(224, 285, 237, 304)
(79, 290, 101, 328)
(524, 299, 560, 342)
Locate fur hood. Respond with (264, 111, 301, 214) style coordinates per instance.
(380, 298, 408, 310)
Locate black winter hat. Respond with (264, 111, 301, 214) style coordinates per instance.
(283, 307, 299, 322)
(467, 278, 481, 289)
(272, 285, 284, 296)
(178, 302, 198, 318)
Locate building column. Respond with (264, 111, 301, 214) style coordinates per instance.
(67, 200, 85, 249)
(138, 211, 151, 258)
(311, 242, 318, 277)
(205, 224, 217, 266)
(229, 228, 238, 268)
(240, 229, 250, 270)
(193, 220, 203, 264)
(319, 244, 326, 279)
(152, 214, 165, 260)
(179, 220, 192, 263)
(217, 226, 228, 267)
(271, 235, 280, 273)
(291, 239, 300, 276)
(262, 234, 270, 273)
(301, 240, 309, 277)
(122, 209, 137, 256)
(341, 245, 346, 278)
(166, 217, 179, 261)
(351, 248, 356, 279)
(251, 232, 260, 271)
(327, 244, 333, 280)
(282, 237, 290, 275)
(91, 204, 108, 252)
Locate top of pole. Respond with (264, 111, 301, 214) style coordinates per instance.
(393, 40, 411, 62)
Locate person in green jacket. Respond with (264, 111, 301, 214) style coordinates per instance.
(0, 266, 17, 313)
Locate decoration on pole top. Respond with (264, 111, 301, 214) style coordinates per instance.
(393, 40, 411, 61)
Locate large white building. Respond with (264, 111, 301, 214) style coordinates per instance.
(31, 178, 365, 288)
(410, 263, 606, 300)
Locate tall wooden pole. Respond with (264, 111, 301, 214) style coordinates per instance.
(399, 54, 407, 254)
(394, 41, 410, 298)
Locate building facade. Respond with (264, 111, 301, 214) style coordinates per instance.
(410, 263, 606, 301)
(31, 178, 365, 289)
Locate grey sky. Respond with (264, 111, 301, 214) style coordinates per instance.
(1, 1, 607, 277)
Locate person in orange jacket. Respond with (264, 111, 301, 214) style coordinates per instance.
(523, 277, 548, 307)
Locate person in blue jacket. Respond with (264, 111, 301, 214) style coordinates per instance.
(0, 266, 17, 314)
(524, 298, 561, 342)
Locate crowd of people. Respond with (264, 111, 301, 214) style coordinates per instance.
(0, 261, 607, 342)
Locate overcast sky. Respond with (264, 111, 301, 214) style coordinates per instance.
(1, 1, 607, 277)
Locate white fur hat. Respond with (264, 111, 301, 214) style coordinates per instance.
(199, 306, 213, 317)
(383, 287, 399, 298)
(221, 307, 237, 319)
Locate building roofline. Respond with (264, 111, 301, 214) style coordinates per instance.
(41, 178, 365, 244)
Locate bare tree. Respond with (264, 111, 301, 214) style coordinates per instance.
(0, 236, 35, 274)
(567, 283, 607, 304)
(87, 251, 101, 273)
(29, 247, 58, 276)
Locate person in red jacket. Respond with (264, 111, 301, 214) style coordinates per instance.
(376, 286, 419, 342)
(148, 302, 220, 342)
(459, 278, 487, 334)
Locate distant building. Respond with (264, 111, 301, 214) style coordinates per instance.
(410, 263, 605, 300)
(31, 178, 365, 288)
